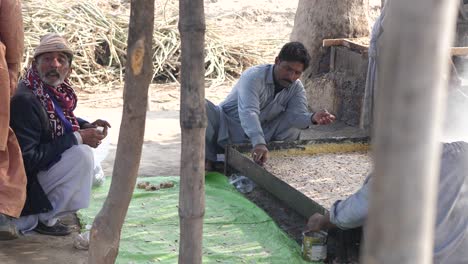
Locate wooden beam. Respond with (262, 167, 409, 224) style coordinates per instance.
(323, 38, 468, 56)
(322, 38, 369, 53)
(450, 47, 468, 56)
(226, 145, 328, 218)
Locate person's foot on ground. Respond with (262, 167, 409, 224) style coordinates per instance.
(205, 160, 224, 173)
(0, 213, 19, 240)
(34, 221, 72, 236)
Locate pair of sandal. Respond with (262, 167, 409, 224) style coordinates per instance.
(34, 220, 72, 236)
(0, 214, 72, 239)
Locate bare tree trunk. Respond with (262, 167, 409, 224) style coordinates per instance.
(362, 0, 458, 263)
(291, 0, 370, 124)
(88, 1, 155, 263)
(178, 0, 206, 263)
(291, 0, 370, 77)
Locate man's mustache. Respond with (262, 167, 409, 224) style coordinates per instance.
(45, 70, 60, 77)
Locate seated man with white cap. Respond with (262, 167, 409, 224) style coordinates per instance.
(9, 33, 111, 236)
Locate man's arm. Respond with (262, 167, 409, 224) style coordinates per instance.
(285, 85, 335, 128)
(284, 84, 314, 129)
(307, 176, 372, 231)
(330, 176, 371, 229)
(10, 94, 76, 173)
(236, 70, 266, 147)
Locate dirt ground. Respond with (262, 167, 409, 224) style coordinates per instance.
(0, 0, 380, 263)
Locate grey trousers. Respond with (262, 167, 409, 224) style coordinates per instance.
(205, 100, 223, 162)
(205, 99, 301, 161)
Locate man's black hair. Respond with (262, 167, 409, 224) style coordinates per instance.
(277, 41, 310, 69)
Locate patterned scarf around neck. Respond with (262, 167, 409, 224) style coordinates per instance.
(25, 67, 79, 138)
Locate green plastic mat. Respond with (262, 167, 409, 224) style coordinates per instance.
(79, 172, 316, 264)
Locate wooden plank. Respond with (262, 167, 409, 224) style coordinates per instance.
(323, 38, 468, 56)
(323, 38, 347, 47)
(450, 47, 468, 56)
(226, 146, 327, 218)
(323, 38, 369, 53)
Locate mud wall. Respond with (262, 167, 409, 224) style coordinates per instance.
(305, 47, 369, 127)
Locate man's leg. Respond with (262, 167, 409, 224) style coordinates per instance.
(37, 145, 94, 228)
(0, 129, 27, 240)
(263, 113, 301, 142)
(14, 144, 94, 236)
(205, 99, 221, 162)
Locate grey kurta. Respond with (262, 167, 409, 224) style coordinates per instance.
(329, 141, 468, 264)
(206, 64, 313, 161)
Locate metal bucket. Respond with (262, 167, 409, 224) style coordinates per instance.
(302, 230, 327, 262)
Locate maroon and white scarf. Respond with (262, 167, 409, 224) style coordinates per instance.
(24, 67, 80, 138)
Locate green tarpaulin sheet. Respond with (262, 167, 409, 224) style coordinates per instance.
(79, 172, 317, 263)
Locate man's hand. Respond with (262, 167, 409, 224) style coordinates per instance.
(312, 109, 336, 125)
(252, 144, 268, 166)
(78, 128, 105, 148)
(82, 119, 111, 137)
(306, 212, 333, 232)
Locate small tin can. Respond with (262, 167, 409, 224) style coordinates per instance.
(302, 230, 327, 262)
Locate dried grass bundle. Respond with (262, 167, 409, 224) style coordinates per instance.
(22, 0, 268, 90)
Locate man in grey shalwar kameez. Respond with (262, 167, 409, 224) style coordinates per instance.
(205, 42, 335, 168)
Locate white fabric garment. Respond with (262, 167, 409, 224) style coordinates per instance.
(14, 144, 94, 233)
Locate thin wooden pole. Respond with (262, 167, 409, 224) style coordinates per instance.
(88, 0, 155, 263)
(178, 0, 206, 263)
(362, 0, 458, 263)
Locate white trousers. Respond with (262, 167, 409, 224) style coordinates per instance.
(14, 145, 94, 232)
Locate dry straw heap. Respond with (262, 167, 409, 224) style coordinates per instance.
(22, 0, 265, 90)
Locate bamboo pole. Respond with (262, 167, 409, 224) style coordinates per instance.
(87, 0, 155, 263)
(178, 0, 206, 263)
(362, 0, 458, 263)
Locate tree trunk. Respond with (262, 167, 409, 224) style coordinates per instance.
(87, 1, 155, 263)
(291, 0, 370, 78)
(178, 0, 206, 263)
(362, 0, 458, 263)
(291, 0, 370, 124)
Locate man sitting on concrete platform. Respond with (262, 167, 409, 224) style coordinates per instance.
(205, 42, 335, 170)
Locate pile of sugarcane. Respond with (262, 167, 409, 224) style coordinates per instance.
(22, 0, 267, 90)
